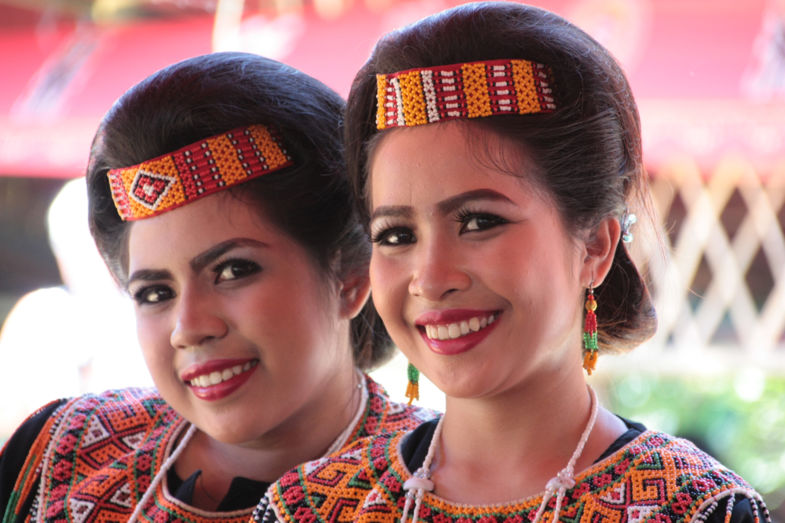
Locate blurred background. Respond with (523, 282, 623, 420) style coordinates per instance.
(0, 0, 783, 517)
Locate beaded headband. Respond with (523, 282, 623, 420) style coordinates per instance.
(107, 124, 292, 221)
(376, 58, 556, 130)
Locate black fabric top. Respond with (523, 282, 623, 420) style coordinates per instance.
(401, 416, 647, 471)
(167, 467, 268, 511)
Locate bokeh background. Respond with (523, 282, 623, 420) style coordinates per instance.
(1, 0, 784, 518)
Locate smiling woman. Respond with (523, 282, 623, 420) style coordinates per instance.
(0, 52, 436, 521)
(256, 3, 771, 523)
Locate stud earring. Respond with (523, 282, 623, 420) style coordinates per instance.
(582, 287, 598, 375)
(405, 362, 420, 405)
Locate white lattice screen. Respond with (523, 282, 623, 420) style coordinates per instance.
(610, 155, 785, 374)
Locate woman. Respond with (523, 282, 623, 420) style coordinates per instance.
(258, 3, 770, 522)
(0, 52, 434, 521)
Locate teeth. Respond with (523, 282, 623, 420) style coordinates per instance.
(188, 361, 256, 387)
(423, 314, 496, 341)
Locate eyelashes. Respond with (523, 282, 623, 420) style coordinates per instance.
(212, 258, 262, 283)
(371, 224, 415, 247)
(371, 207, 510, 247)
(129, 258, 262, 307)
(132, 285, 174, 306)
(454, 209, 509, 233)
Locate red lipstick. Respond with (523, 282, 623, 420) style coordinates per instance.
(181, 358, 258, 401)
(415, 309, 500, 356)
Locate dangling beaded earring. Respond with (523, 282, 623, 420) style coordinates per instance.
(582, 287, 598, 375)
(405, 363, 420, 405)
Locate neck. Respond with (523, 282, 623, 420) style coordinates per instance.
(432, 370, 621, 504)
(175, 370, 365, 510)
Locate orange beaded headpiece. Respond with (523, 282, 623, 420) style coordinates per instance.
(376, 58, 556, 130)
(107, 124, 292, 221)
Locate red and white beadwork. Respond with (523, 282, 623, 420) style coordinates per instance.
(376, 59, 556, 130)
(107, 124, 292, 221)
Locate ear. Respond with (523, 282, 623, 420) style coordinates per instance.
(579, 216, 621, 287)
(338, 270, 372, 320)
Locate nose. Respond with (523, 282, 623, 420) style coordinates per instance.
(408, 234, 471, 301)
(169, 285, 228, 349)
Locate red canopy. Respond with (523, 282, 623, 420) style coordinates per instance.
(1, 0, 782, 177)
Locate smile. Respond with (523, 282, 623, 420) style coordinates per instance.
(416, 311, 501, 356)
(423, 313, 497, 340)
(186, 361, 258, 387)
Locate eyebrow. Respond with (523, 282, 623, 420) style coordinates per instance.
(126, 238, 268, 289)
(125, 269, 172, 291)
(189, 238, 268, 274)
(370, 205, 413, 222)
(436, 189, 515, 214)
(370, 189, 515, 222)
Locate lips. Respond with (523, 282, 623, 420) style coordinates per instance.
(415, 310, 500, 355)
(181, 359, 259, 401)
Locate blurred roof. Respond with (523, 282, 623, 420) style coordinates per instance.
(1, 0, 784, 177)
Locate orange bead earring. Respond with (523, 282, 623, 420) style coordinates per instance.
(582, 287, 598, 375)
(405, 363, 420, 405)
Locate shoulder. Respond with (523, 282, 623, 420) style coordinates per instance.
(0, 387, 167, 468)
(357, 375, 439, 438)
(4, 389, 181, 521)
(624, 430, 745, 480)
(43, 387, 175, 450)
(0, 391, 168, 521)
(584, 430, 770, 523)
(261, 429, 409, 522)
(2, 387, 169, 475)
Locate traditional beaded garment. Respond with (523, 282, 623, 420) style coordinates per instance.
(4, 377, 434, 522)
(259, 429, 769, 523)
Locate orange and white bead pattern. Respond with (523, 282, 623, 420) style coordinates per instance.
(376, 59, 556, 130)
(107, 124, 292, 221)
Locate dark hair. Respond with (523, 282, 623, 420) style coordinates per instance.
(87, 52, 393, 369)
(345, 2, 656, 351)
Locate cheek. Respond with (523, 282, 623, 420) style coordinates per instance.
(133, 314, 169, 367)
(369, 256, 395, 305)
(369, 256, 409, 330)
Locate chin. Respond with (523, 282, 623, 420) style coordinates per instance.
(428, 371, 489, 400)
(203, 424, 260, 446)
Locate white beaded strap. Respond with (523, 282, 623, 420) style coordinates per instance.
(34, 399, 83, 523)
(323, 371, 369, 456)
(531, 387, 599, 523)
(400, 415, 443, 523)
(129, 422, 197, 522)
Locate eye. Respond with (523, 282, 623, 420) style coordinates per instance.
(214, 259, 261, 283)
(133, 285, 174, 305)
(371, 226, 416, 247)
(457, 211, 509, 233)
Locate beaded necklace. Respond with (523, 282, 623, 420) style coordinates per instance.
(400, 387, 599, 523)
